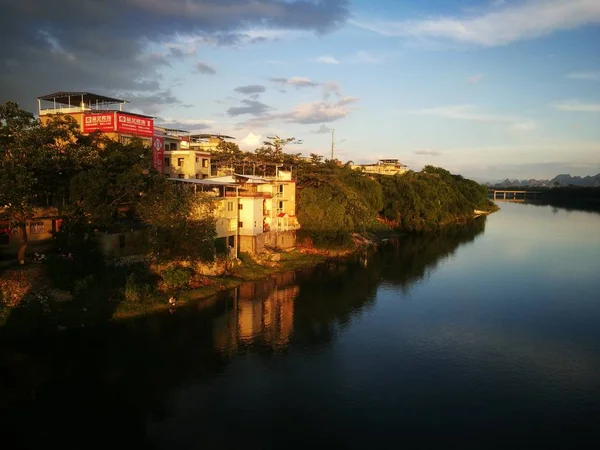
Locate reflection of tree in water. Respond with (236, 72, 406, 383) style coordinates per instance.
(0, 218, 486, 446)
(377, 216, 486, 291)
(292, 217, 486, 348)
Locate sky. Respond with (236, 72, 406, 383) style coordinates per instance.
(1, 0, 599, 181)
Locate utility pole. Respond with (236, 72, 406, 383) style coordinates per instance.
(331, 128, 335, 160)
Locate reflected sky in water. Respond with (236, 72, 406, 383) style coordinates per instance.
(2, 203, 600, 448)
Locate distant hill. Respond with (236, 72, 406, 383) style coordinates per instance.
(487, 173, 600, 188)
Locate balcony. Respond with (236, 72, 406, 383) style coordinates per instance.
(225, 191, 273, 198)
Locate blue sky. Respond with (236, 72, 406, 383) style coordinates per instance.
(2, 0, 599, 181)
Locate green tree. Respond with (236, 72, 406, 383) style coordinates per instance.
(0, 102, 99, 263)
(137, 179, 217, 262)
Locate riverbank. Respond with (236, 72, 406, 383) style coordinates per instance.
(0, 215, 493, 338)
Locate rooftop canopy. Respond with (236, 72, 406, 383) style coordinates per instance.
(189, 133, 235, 140)
(37, 91, 128, 106)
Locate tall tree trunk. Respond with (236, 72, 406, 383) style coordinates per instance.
(17, 222, 27, 265)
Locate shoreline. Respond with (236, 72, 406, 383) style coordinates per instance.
(1, 213, 493, 337)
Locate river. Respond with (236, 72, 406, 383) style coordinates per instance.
(1, 202, 600, 448)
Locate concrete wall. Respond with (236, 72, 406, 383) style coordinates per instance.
(240, 230, 296, 253)
(95, 230, 147, 259)
(239, 197, 263, 236)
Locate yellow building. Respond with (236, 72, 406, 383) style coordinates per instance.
(351, 159, 408, 176)
(155, 127, 212, 179)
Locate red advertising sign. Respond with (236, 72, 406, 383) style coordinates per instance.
(83, 112, 115, 133)
(116, 113, 154, 137)
(152, 136, 164, 174)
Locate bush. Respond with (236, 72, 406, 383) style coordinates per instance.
(122, 273, 152, 302)
(161, 266, 193, 290)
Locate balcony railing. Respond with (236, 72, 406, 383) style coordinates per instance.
(224, 191, 272, 198)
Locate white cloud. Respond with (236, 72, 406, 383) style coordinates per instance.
(270, 76, 320, 88)
(242, 132, 261, 147)
(468, 74, 484, 84)
(411, 105, 536, 131)
(351, 0, 600, 47)
(552, 100, 600, 112)
(315, 56, 340, 64)
(414, 149, 441, 156)
(492, 0, 506, 6)
(510, 121, 537, 131)
(283, 97, 358, 124)
(566, 71, 600, 81)
(242, 97, 358, 127)
(349, 50, 381, 64)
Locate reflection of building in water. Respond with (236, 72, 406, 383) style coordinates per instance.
(213, 271, 298, 352)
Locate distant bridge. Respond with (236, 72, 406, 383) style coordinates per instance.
(488, 190, 544, 201)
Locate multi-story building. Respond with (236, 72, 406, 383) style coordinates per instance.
(351, 159, 408, 176)
(37, 91, 155, 145)
(172, 170, 299, 255)
(155, 127, 212, 179)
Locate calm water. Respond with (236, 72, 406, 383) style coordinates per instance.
(2, 203, 600, 449)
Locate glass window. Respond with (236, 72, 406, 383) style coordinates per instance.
(202, 159, 209, 168)
(177, 158, 184, 167)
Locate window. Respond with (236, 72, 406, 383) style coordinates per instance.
(238, 222, 243, 229)
(178, 174, 185, 179)
(170, 143, 178, 151)
(227, 202, 234, 212)
(118, 135, 132, 145)
(195, 157, 199, 163)
(202, 159, 209, 168)
(164, 157, 170, 167)
(278, 201, 284, 210)
(195, 173, 200, 179)
(177, 158, 184, 167)
(30, 221, 45, 234)
(279, 184, 284, 195)
(238, 203, 243, 210)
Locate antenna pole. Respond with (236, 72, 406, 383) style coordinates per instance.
(331, 128, 335, 160)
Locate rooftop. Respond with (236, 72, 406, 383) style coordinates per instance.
(37, 91, 127, 106)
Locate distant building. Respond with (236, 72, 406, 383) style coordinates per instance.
(351, 159, 408, 176)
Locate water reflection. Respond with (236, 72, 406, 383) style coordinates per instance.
(0, 217, 487, 447)
(213, 271, 297, 353)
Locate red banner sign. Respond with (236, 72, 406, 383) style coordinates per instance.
(152, 136, 164, 173)
(83, 112, 115, 133)
(116, 113, 154, 137)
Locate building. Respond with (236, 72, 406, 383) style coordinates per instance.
(171, 169, 299, 255)
(37, 91, 155, 145)
(189, 133, 235, 153)
(154, 127, 212, 179)
(351, 159, 408, 176)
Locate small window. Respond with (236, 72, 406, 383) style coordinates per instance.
(278, 201, 283, 210)
(238, 222, 243, 228)
(178, 174, 185, 179)
(195, 173, 200, 179)
(238, 203, 243, 210)
(202, 159, 209, 168)
(30, 221, 45, 234)
(195, 157, 199, 163)
(227, 202, 233, 212)
(170, 143, 178, 151)
(177, 158, 184, 167)
(163, 157, 169, 167)
(279, 184, 284, 194)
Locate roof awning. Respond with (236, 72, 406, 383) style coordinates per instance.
(37, 92, 127, 106)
